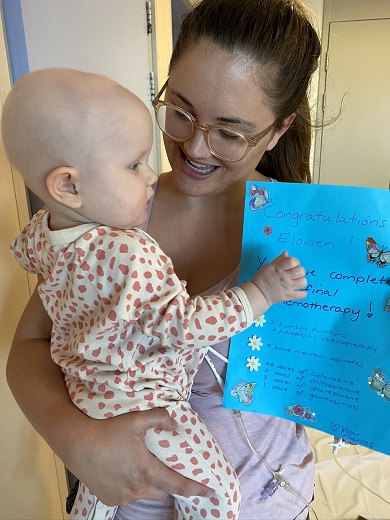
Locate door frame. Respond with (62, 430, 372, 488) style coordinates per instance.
(149, 0, 173, 174)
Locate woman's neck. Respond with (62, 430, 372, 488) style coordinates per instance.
(147, 170, 268, 295)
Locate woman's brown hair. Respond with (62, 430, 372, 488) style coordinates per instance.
(170, 0, 321, 183)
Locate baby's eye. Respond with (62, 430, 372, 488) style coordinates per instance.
(128, 162, 141, 171)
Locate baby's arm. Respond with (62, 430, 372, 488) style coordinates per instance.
(125, 244, 305, 348)
(241, 251, 307, 318)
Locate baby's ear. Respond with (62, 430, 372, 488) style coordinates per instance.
(46, 166, 82, 208)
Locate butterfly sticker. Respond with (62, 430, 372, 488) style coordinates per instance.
(368, 367, 390, 401)
(366, 237, 390, 268)
(231, 381, 256, 405)
(249, 185, 269, 211)
(385, 298, 390, 312)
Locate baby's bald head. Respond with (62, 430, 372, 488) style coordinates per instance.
(1, 68, 145, 201)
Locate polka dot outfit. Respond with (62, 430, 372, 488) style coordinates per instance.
(11, 208, 253, 520)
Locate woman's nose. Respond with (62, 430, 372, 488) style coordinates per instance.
(183, 127, 211, 159)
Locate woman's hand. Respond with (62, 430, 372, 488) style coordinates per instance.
(67, 409, 212, 506)
(7, 289, 211, 505)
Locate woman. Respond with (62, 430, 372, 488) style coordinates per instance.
(7, 0, 321, 518)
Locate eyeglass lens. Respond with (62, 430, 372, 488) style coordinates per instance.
(156, 105, 249, 161)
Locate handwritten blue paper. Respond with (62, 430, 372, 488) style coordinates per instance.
(223, 182, 390, 455)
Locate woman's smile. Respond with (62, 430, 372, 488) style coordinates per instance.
(181, 147, 219, 179)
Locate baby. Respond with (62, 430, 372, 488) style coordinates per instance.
(2, 68, 307, 520)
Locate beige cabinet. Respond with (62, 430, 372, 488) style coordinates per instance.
(0, 17, 67, 520)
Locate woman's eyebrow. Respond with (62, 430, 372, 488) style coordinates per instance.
(171, 88, 193, 108)
(170, 88, 257, 129)
(217, 116, 257, 129)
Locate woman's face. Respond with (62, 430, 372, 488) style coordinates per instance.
(164, 40, 290, 197)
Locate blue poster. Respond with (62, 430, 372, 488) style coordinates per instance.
(223, 182, 390, 455)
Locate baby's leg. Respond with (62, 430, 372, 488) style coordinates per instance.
(70, 481, 117, 520)
(145, 401, 240, 520)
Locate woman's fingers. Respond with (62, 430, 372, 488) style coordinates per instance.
(71, 408, 212, 506)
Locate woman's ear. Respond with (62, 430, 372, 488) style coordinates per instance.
(46, 166, 82, 208)
(266, 113, 296, 151)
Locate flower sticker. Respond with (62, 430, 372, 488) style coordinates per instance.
(285, 404, 316, 422)
(253, 315, 266, 327)
(246, 356, 261, 371)
(248, 335, 263, 351)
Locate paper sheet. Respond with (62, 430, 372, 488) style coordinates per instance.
(223, 182, 390, 455)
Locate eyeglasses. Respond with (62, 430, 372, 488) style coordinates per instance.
(152, 80, 275, 163)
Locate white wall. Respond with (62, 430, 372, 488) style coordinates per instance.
(306, 0, 324, 35)
(20, 0, 151, 108)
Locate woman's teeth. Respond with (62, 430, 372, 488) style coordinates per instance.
(185, 157, 217, 174)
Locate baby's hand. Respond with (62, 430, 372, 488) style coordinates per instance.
(251, 251, 307, 306)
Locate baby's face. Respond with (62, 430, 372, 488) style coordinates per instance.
(79, 92, 157, 230)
